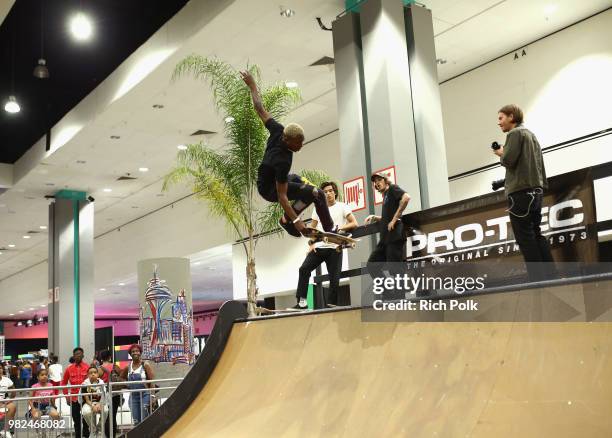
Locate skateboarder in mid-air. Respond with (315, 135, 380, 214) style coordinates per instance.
(240, 70, 334, 235)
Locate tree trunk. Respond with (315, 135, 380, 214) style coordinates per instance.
(246, 238, 258, 317)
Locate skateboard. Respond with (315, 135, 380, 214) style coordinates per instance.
(279, 199, 312, 237)
(306, 229, 358, 252)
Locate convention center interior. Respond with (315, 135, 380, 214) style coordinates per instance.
(1, 0, 612, 437)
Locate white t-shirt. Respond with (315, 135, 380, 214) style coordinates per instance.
(0, 376, 14, 401)
(311, 202, 353, 249)
(48, 363, 63, 382)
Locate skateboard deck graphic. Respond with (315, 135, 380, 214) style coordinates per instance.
(306, 229, 358, 252)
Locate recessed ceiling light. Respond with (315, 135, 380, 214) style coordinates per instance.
(70, 12, 93, 41)
(23, 235, 31, 239)
(119, 282, 125, 286)
(544, 4, 558, 15)
(193, 261, 201, 265)
(177, 144, 188, 150)
(18, 310, 24, 313)
(9, 313, 14, 316)
(138, 167, 149, 172)
(286, 81, 298, 88)
(29, 307, 34, 311)
(99, 288, 106, 291)
(40, 304, 46, 307)
(224, 116, 235, 123)
(40, 225, 47, 230)
(0, 252, 3, 255)
(8, 244, 16, 248)
(103, 188, 112, 193)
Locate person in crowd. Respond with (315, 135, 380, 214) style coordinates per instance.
(81, 366, 107, 437)
(31, 360, 39, 386)
(19, 360, 32, 388)
(62, 347, 90, 438)
(291, 181, 358, 309)
(120, 344, 154, 425)
(48, 355, 63, 388)
(28, 369, 61, 422)
(0, 368, 17, 430)
(493, 104, 555, 280)
(99, 350, 124, 437)
(365, 172, 411, 298)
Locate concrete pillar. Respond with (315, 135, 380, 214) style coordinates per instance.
(48, 191, 95, 365)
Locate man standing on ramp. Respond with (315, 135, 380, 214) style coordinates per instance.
(366, 172, 411, 297)
(291, 181, 358, 310)
(241, 70, 334, 236)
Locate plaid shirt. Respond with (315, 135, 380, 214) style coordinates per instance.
(61, 361, 89, 403)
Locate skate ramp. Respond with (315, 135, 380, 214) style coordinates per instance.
(162, 285, 612, 437)
(128, 279, 612, 437)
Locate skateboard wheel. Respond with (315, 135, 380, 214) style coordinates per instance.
(350, 243, 356, 248)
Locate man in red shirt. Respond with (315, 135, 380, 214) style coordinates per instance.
(61, 347, 90, 438)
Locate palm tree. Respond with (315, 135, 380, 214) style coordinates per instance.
(165, 56, 331, 316)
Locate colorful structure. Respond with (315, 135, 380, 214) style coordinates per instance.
(140, 266, 194, 364)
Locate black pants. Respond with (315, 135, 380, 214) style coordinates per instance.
(104, 394, 121, 437)
(507, 188, 555, 281)
(71, 401, 90, 438)
(258, 174, 334, 232)
(296, 248, 342, 305)
(367, 239, 406, 299)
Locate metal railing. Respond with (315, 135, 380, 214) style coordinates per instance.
(0, 377, 182, 438)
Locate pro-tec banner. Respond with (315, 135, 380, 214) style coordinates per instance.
(403, 167, 598, 267)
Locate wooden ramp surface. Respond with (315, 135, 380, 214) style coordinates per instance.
(164, 306, 612, 437)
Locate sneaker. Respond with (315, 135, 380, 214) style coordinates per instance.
(326, 303, 337, 308)
(286, 298, 308, 311)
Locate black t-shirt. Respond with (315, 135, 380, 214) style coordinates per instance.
(380, 184, 406, 242)
(257, 118, 293, 191)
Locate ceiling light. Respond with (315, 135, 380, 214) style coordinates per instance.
(70, 12, 93, 41)
(138, 167, 149, 172)
(224, 116, 235, 123)
(544, 4, 558, 16)
(18, 310, 24, 313)
(4, 95, 20, 114)
(280, 6, 295, 17)
(103, 188, 112, 193)
(9, 313, 14, 316)
(8, 244, 16, 248)
(99, 288, 106, 291)
(40, 304, 46, 307)
(119, 282, 125, 286)
(23, 235, 31, 239)
(29, 307, 35, 311)
(193, 261, 201, 265)
(286, 81, 298, 88)
(40, 225, 47, 230)
(33, 59, 50, 79)
(177, 144, 188, 150)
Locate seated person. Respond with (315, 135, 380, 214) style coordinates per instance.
(28, 369, 61, 421)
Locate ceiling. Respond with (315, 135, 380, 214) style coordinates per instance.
(0, 0, 189, 164)
(1, 0, 611, 318)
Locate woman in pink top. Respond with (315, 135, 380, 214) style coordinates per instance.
(28, 369, 60, 421)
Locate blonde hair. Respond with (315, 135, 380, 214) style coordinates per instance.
(283, 123, 304, 141)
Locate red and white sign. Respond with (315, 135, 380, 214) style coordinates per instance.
(343, 176, 366, 212)
(374, 165, 397, 205)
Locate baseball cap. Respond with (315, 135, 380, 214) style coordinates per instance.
(370, 172, 388, 182)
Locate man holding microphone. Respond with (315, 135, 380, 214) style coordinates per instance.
(493, 104, 554, 280)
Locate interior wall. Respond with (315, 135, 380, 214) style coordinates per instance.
(442, 9, 612, 201)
